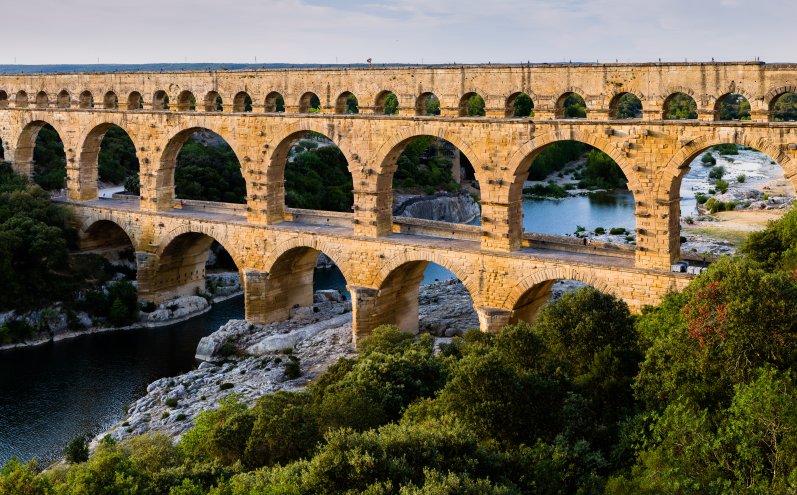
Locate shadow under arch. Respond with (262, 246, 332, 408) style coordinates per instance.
(253, 244, 353, 324)
(144, 229, 241, 302)
(78, 218, 138, 254)
(608, 91, 643, 119)
(503, 267, 614, 324)
(367, 255, 480, 335)
(156, 126, 245, 209)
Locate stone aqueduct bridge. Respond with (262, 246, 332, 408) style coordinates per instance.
(2, 62, 797, 341)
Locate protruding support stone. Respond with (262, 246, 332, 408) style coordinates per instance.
(476, 307, 513, 334)
(353, 189, 392, 237)
(243, 270, 271, 323)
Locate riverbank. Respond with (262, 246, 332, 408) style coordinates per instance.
(96, 280, 481, 444)
(0, 272, 242, 352)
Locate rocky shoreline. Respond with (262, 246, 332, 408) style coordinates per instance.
(0, 272, 242, 352)
(96, 280, 482, 444)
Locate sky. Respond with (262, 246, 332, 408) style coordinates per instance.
(1, 0, 794, 65)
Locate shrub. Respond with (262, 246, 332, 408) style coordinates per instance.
(737, 174, 746, 183)
(175, 413, 187, 421)
(284, 357, 301, 379)
(695, 192, 709, 205)
(715, 179, 729, 194)
(594, 227, 606, 235)
(220, 383, 234, 391)
(713, 143, 739, 155)
(65, 435, 89, 464)
(165, 398, 179, 408)
(700, 153, 716, 166)
(709, 166, 726, 180)
(609, 227, 626, 235)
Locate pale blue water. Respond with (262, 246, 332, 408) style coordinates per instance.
(521, 190, 637, 235)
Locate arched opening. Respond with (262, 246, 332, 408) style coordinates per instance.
(369, 261, 478, 337)
(389, 136, 480, 226)
(256, 246, 349, 324)
(146, 232, 242, 307)
(555, 92, 586, 118)
(298, 92, 321, 113)
(458, 92, 485, 117)
(609, 93, 642, 119)
(233, 92, 253, 112)
(35, 91, 48, 108)
(176, 91, 196, 111)
(715, 93, 751, 121)
(79, 220, 136, 263)
(374, 90, 399, 115)
(510, 278, 605, 324)
(0, 91, 7, 108)
(335, 91, 358, 114)
(507, 92, 534, 118)
(770, 92, 797, 122)
(516, 140, 634, 248)
(416, 92, 441, 116)
(15, 90, 28, 108)
(80, 124, 140, 201)
(79, 91, 94, 109)
(203, 91, 223, 112)
(662, 92, 697, 119)
(127, 92, 143, 110)
(103, 91, 118, 109)
(153, 90, 169, 110)
(281, 132, 352, 215)
(676, 143, 795, 258)
(160, 128, 246, 208)
(265, 92, 285, 113)
(28, 123, 66, 191)
(57, 90, 71, 108)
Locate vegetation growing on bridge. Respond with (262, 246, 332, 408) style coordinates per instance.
(4, 209, 797, 492)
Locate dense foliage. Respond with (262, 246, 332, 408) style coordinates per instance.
(284, 139, 353, 212)
(613, 93, 642, 119)
(772, 93, 797, 121)
(7, 207, 797, 492)
(97, 126, 139, 185)
(392, 136, 462, 194)
(175, 138, 247, 204)
(717, 93, 751, 121)
(33, 125, 67, 190)
(664, 92, 698, 119)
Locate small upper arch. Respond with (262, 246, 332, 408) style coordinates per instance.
(608, 91, 643, 119)
(103, 91, 118, 109)
(57, 90, 71, 108)
(374, 90, 399, 115)
(555, 91, 587, 118)
(176, 90, 196, 111)
(714, 92, 751, 121)
(0, 91, 8, 108)
(415, 92, 441, 116)
(152, 90, 169, 110)
(79, 91, 94, 109)
(35, 91, 49, 108)
(15, 90, 29, 108)
(662, 91, 698, 119)
(233, 91, 253, 112)
(458, 92, 485, 117)
(766, 86, 797, 122)
(204, 91, 223, 112)
(265, 91, 285, 113)
(335, 91, 358, 114)
(506, 91, 534, 118)
(298, 92, 321, 113)
(127, 91, 143, 110)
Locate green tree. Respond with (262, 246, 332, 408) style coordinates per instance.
(65, 436, 89, 464)
(32, 124, 66, 190)
(665, 92, 698, 119)
(465, 94, 485, 116)
(384, 93, 399, 115)
(512, 93, 533, 117)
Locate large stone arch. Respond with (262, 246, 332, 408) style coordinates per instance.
(263, 235, 357, 285)
(75, 213, 141, 251)
(372, 250, 481, 307)
(504, 126, 641, 197)
(73, 119, 141, 202)
(260, 123, 358, 221)
(13, 117, 70, 178)
(155, 124, 245, 210)
(657, 132, 796, 197)
(155, 223, 243, 270)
